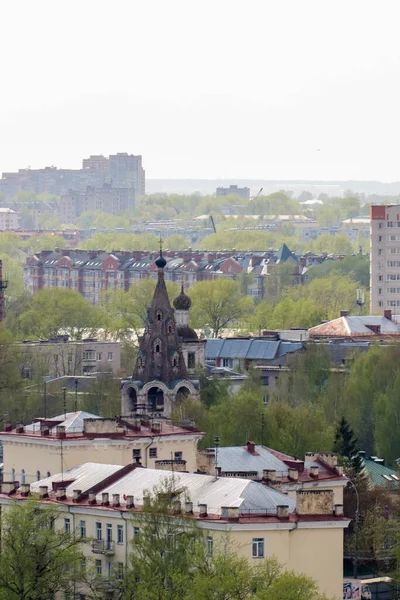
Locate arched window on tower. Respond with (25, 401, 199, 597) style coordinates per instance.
(157, 311, 162, 321)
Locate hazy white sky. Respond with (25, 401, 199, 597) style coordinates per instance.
(1, 0, 400, 180)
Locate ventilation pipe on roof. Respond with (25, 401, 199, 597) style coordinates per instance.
(126, 495, 134, 508)
(39, 485, 49, 498)
(199, 504, 208, 517)
(112, 494, 120, 507)
(277, 505, 289, 518)
(340, 310, 349, 317)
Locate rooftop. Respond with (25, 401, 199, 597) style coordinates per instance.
(309, 313, 400, 338)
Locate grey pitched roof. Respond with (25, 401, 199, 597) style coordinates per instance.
(205, 339, 304, 361)
(210, 446, 290, 477)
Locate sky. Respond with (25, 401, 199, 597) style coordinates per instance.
(1, 0, 400, 181)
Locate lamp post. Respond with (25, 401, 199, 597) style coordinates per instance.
(346, 476, 360, 579)
(74, 378, 79, 413)
(62, 387, 67, 419)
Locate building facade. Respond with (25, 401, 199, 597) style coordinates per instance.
(59, 184, 135, 223)
(0, 207, 18, 229)
(0, 463, 349, 598)
(0, 411, 203, 483)
(216, 184, 250, 200)
(370, 204, 400, 313)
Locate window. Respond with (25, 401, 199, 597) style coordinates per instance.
(65, 594, 71, 600)
(263, 394, 269, 405)
(207, 536, 213, 556)
(96, 559, 102, 575)
(149, 447, 157, 459)
(117, 524, 124, 544)
(133, 526, 140, 540)
(252, 538, 264, 558)
(97, 352, 102, 361)
(108, 352, 113, 361)
(174, 451, 183, 461)
(117, 562, 124, 580)
(46, 471, 51, 477)
(83, 350, 95, 360)
(223, 358, 233, 368)
(188, 352, 196, 369)
(133, 449, 141, 460)
(95, 522, 102, 540)
(106, 561, 112, 578)
(80, 520, 86, 538)
(155, 344, 160, 353)
(64, 518, 71, 533)
(379, 275, 383, 282)
(106, 524, 113, 549)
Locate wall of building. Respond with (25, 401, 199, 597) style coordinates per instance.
(0, 435, 200, 483)
(370, 204, 400, 313)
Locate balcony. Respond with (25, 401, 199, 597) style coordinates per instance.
(91, 539, 115, 555)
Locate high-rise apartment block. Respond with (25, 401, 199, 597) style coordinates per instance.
(0, 152, 145, 198)
(370, 204, 400, 313)
(59, 184, 135, 222)
(216, 184, 250, 200)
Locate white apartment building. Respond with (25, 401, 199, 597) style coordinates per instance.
(370, 204, 400, 313)
(0, 207, 18, 230)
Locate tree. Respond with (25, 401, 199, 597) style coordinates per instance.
(189, 280, 253, 337)
(0, 499, 85, 600)
(17, 288, 107, 340)
(333, 417, 363, 473)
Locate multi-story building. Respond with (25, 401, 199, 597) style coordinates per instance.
(0, 207, 18, 229)
(17, 336, 121, 378)
(59, 184, 135, 222)
(216, 184, 250, 200)
(370, 204, 400, 312)
(0, 462, 349, 598)
(0, 411, 203, 483)
(0, 152, 145, 198)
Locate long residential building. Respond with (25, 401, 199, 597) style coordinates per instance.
(23, 246, 332, 303)
(59, 183, 135, 222)
(0, 462, 349, 599)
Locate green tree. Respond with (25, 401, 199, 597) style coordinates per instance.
(189, 280, 253, 337)
(333, 417, 363, 473)
(0, 499, 85, 600)
(17, 288, 107, 340)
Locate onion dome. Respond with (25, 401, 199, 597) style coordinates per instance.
(173, 285, 192, 310)
(155, 251, 167, 269)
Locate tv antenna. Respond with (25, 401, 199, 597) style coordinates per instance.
(356, 289, 365, 314)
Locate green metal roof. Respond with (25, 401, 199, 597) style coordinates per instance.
(361, 457, 400, 489)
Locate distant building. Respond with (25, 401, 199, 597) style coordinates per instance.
(358, 451, 400, 489)
(216, 184, 250, 200)
(59, 184, 135, 222)
(0, 208, 18, 230)
(18, 336, 121, 378)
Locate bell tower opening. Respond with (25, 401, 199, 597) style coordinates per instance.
(148, 387, 164, 412)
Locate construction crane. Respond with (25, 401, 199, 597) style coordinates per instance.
(209, 215, 217, 234)
(250, 187, 263, 201)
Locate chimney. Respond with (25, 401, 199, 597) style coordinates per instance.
(4, 421, 12, 432)
(1, 482, 15, 494)
(246, 441, 256, 454)
(207, 253, 216, 264)
(384, 309, 392, 321)
(101, 492, 110, 506)
(143, 494, 150, 508)
(172, 500, 181, 514)
(126, 495, 134, 508)
(263, 469, 276, 481)
(88, 491, 97, 505)
(132, 419, 141, 432)
(72, 489, 82, 502)
(310, 465, 319, 478)
(15, 424, 24, 433)
(221, 506, 240, 520)
(334, 504, 344, 517)
(56, 487, 66, 500)
(56, 426, 66, 439)
(277, 505, 289, 518)
(41, 427, 50, 437)
(39, 485, 49, 498)
(112, 494, 120, 507)
(199, 503, 208, 517)
(185, 501, 193, 514)
(20, 483, 30, 497)
(288, 467, 299, 481)
(340, 310, 349, 318)
(151, 422, 162, 434)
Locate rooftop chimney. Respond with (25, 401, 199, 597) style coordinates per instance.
(221, 506, 240, 520)
(334, 504, 344, 517)
(277, 505, 289, 518)
(56, 426, 66, 439)
(39, 485, 49, 498)
(199, 503, 208, 517)
(15, 424, 24, 434)
(72, 489, 82, 502)
(185, 501, 193, 514)
(56, 487, 66, 500)
(101, 492, 109, 506)
(310, 465, 319, 478)
(20, 483, 30, 497)
(246, 441, 256, 454)
(126, 495, 134, 508)
(112, 494, 120, 507)
(384, 309, 392, 321)
(288, 467, 299, 481)
(263, 469, 276, 481)
(151, 422, 162, 434)
(88, 491, 97, 505)
(340, 310, 349, 318)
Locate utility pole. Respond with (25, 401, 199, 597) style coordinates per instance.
(347, 477, 360, 579)
(0, 260, 8, 322)
(214, 435, 220, 479)
(43, 379, 47, 419)
(261, 414, 265, 447)
(62, 387, 67, 419)
(74, 378, 79, 413)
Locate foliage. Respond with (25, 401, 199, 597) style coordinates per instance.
(0, 499, 85, 600)
(333, 417, 364, 473)
(189, 280, 253, 337)
(307, 254, 369, 288)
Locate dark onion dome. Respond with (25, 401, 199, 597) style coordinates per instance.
(177, 325, 198, 340)
(155, 251, 167, 269)
(173, 285, 192, 310)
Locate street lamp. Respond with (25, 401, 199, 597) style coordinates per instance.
(62, 387, 67, 419)
(346, 476, 360, 579)
(74, 378, 79, 413)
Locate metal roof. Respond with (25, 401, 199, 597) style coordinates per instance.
(24, 411, 101, 434)
(31, 463, 296, 515)
(209, 446, 290, 477)
(205, 339, 302, 361)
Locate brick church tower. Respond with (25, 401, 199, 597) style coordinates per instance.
(121, 250, 200, 416)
